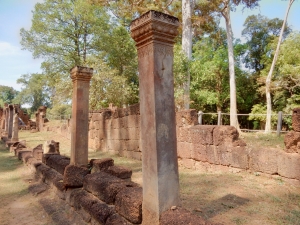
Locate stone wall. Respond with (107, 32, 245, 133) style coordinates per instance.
(43, 105, 300, 182)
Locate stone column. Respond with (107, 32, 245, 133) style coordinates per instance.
(130, 11, 180, 224)
(4, 104, 9, 133)
(11, 112, 19, 142)
(70, 66, 93, 166)
(7, 104, 14, 139)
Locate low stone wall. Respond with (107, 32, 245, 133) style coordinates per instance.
(6, 139, 215, 225)
(42, 105, 300, 182)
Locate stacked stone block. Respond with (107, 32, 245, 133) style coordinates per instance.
(88, 104, 141, 160)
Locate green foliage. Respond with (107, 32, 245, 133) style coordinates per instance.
(248, 104, 277, 129)
(88, 58, 138, 109)
(16, 73, 51, 113)
(20, 0, 112, 103)
(0, 85, 19, 107)
(242, 14, 291, 73)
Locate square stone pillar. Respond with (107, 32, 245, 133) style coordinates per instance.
(70, 66, 93, 166)
(8, 104, 14, 139)
(130, 10, 180, 224)
(4, 104, 9, 133)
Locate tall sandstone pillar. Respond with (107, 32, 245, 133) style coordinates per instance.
(4, 104, 9, 133)
(70, 66, 93, 166)
(8, 104, 14, 139)
(130, 11, 180, 224)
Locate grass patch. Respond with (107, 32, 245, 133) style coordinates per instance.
(241, 132, 285, 149)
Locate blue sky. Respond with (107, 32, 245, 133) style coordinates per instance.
(0, 0, 299, 91)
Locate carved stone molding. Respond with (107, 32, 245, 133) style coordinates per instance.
(70, 66, 93, 82)
(138, 44, 173, 58)
(130, 10, 179, 47)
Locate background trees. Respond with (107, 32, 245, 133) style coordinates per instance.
(10, 0, 299, 130)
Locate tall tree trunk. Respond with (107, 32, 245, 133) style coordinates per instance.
(265, 0, 294, 133)
(221, 3, 239, 129)
(182, 0, 193, 109)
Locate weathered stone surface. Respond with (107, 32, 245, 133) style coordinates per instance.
(191, 143, 207, 162)
(90, 158, 114, 173)
(43, 140, 60, 154)
(249, 148, 278, 175)
(80, 192, 114, 224)
(43, 154, 70, 175)
(231, 147, 248, 169)
(284, 131, 300, 153)
(106, 213, 133, 225)
(17, 150, 32, 161)
(32, 144, 43, 160)
(44, 167, 61, 185)
(131, 10, 180, 224)
(213, 126, 239, 146)
(115, 186, 142, 224)
(35, 163, 51, 180)
(66, 188, 87, 210)
(70, 66, 93, 166)
(106, 166, 132, 179)
(190, 125, 215, 145)
(52, 174, 65, 192)
(160, 207, 209, 225)
(64, 165, 90, 188)
(292, 108, 300, 132)
(277, 151, 300, 180)
(176, 109, 198, 127)
(177, 142, 192, 159)
(83, 172, 128, 204)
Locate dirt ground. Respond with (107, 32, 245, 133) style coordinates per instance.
(1, 130, 300, 225)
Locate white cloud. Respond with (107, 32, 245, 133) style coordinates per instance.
(0, 41, 21, 56)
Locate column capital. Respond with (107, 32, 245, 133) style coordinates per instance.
(130, 10, 179, 47)
(70, 66, 93, 82)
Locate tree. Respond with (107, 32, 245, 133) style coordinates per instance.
(20, 0, 112, 103)
(207, 0, 259, 130)
(265, 0, 295, 133)
(182, 0, 193, 109)
(0, 86, 19, 107)
(242, 14, 290, 74)
(275, 32, 300, 114)
(16, 73, 51, 113)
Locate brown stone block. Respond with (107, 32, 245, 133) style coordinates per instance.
(292, 108, 300, 132)
(112, 119, 121, 129)
(63, 165, 90, 188)
(160, 207, 208, 225)
(90, 158, 114, 173)
(213, 126, 239, 146)
(191, 143, 207, 162)
(106, 166, 132, 179)
(83, 172, 127, 204)
(52, 174, 65, 192)
(121, 117, 129, 128)
(110, 128, 120, 140)
(44, 154, 70, 175)
(120, 128, 130, 140)
(128, 127, 139, 140)
(115, 186, 142, 224)
(177, 127, 191, 143)
(80, 193, 115, 224)
(177, 142, 191, 159)
(106, 213, 133, 225)
(284, 131, 300, 153)
(128, 103, 140, 115)
(18, 150, 32, 161)
(231, 147, 248, 169)
(127, 115, 140, 128)
(206, 145, 219, 164)
(249, 148, 278, 175)
(66, 188, 87, 209)
(190, 125, 215, 145)
(32, 149, 43, 161)
(176, 109, 198, 127)
(217, 145, 232, 166)
(35, 163, 51, 180)
(278, 152, 300, 180)
(180, 158, 195, 169)
(44, 168, 61, 185)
